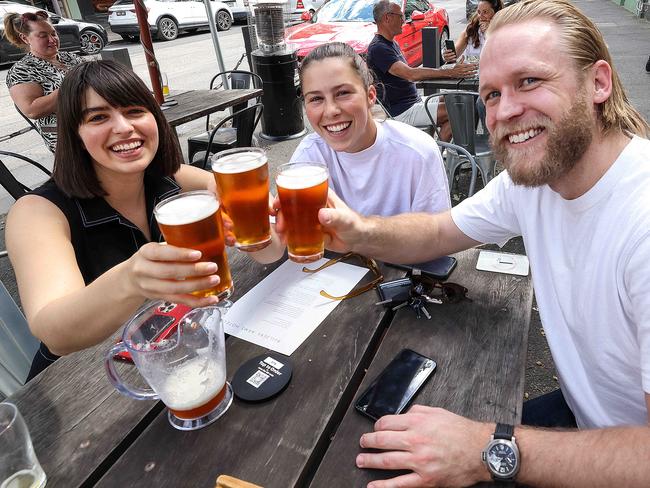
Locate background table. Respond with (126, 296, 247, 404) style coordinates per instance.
(163, 89, 262, 127)
(8, 248, 532, 487)
(418, 78, 480, 95)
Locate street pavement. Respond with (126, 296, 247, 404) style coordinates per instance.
(0, 0, 649, 398)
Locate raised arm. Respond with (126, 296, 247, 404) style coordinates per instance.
(9, 83, 58, 119)
(315, 190, 478, 263)
(388, 59, 477, 82)
(7, 196, 221, 356)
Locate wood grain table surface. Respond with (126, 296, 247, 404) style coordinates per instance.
(8, 248, 532, 488)
(162, 89, 262, 127)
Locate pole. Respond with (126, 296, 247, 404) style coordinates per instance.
(202, 0, 229, 89)
(134, 0, 164, 104)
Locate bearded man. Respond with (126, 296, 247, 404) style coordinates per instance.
(276, 0, 650, 485)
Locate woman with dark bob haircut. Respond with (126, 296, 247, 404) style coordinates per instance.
(7, 60, 222, 379)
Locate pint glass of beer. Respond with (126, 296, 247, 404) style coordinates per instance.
(154, 191, 233, 300)
(276, 162, 329, 263)
(105, 302, 232, 431)
(211, 147, 271, 252)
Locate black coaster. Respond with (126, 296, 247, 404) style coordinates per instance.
(231, 353, 293, 402)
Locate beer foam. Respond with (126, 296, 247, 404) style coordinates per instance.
(276, 164, 328, 190)
(155, 193, 218, 226)
(213, 151, 267, 174)
(160, 357, 226, 411)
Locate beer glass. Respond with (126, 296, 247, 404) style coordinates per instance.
(276, 162, 329, 263)
(211, 147, 272, 252)
(0, 402, 47, 488)
(154, 191, 233, 300)
(105, 301, 232, 431)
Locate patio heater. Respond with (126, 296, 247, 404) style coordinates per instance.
(248, 0, 306, 140)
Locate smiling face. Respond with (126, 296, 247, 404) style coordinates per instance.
(22, 19, 59, 59)
(480, 20, 597, 187)
(302, 57, 377, 154)
(77, 88, 159, 180)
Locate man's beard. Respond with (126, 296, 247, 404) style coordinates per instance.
(490, 93, 594, 187)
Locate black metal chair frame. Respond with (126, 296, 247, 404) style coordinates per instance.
(0, 150, 52, 201)
(197, 103, 264, 170)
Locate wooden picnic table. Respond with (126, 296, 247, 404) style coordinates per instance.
(7, 248, 532, 487)
(162, 89, 262, 127)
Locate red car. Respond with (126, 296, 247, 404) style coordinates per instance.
(285, 0, 449, 66)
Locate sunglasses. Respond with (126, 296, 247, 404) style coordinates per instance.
(302, 252, 384, 301)
(14, 11, 49, 30)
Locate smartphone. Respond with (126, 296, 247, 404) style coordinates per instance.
(114, 302, 192, 362)
(388, 256, 458, 281)
(355, 349, 437, 421)
(444, 39, 456, 54)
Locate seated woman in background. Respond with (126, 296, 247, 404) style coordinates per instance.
(4, 10, 84, 153)
(443, 0, 504, 63)
(6, 60, 220, 380)
(293, 42, 450, 217)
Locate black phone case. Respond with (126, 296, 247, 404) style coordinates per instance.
(355, 349, 436, 421)
(387, 256, 458, 281)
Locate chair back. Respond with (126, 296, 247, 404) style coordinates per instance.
(208, 70, 264, 130)
(0, 151, 52, 201)
(442, 91, 478, 154)
(201, 103, 264, 169)
(0, 281, 39, 397)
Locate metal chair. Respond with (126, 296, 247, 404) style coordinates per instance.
(0, 150, 52, 201)
(437, 140, 478, 198)
(0, 280, 39, 398)
(424, 91, 496, 190)
(14, 105, 55, 153)
(187, 70, 264, 162)
(191, 103, 264, 170)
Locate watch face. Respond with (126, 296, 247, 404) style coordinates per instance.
(486, 441, 518, 476)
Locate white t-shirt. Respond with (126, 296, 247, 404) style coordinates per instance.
(451, 136, 650, 429)
(290, 120, 450, 216)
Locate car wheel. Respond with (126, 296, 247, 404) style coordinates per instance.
(157, 17, 178, 41)
(439, 28, 450, 65)
(216, 10, 232, 31)
(80, 28, 105, 55)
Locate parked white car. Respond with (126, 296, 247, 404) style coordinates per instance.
(108, 0, 233, 41)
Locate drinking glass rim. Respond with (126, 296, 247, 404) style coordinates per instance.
(121, 300, 222, 355)
(275, 161, 328, 179)
(211, 147, 267, 172)
(153, 190, 220, 219)
(0, 402, 18, 435)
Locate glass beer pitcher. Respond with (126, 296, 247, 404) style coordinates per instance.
(105, 301, 233, 431)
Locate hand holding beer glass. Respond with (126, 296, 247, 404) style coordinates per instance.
(105, 301, 232, 431)
(275, 162, 329, 263)
(154, 190, 233, 300)
(211, 148, 272, 252)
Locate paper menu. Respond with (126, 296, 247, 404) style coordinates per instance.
(223, 258, 368, 355)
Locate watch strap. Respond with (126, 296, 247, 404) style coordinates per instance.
(494, 422, 514, 440)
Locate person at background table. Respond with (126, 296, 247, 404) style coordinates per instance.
(277, 0, 650, 485)
(4, 10, 84, 153)
(294, 42, 450, 217)
(442, 0, 504, 64)
(6, 60, 220, 381)
(367, 0, 477, 141)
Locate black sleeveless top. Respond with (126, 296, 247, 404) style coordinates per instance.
(25, 172, 181, 380)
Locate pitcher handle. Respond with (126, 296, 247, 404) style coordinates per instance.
(104, 342, 159, 401)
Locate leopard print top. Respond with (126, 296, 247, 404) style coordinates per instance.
(6, 51, 83, 153)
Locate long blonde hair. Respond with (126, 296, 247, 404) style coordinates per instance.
(3, 10, 50, 49)
(489, 0, 649, 138)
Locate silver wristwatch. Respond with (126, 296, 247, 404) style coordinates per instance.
(482, 423, 520, 481)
